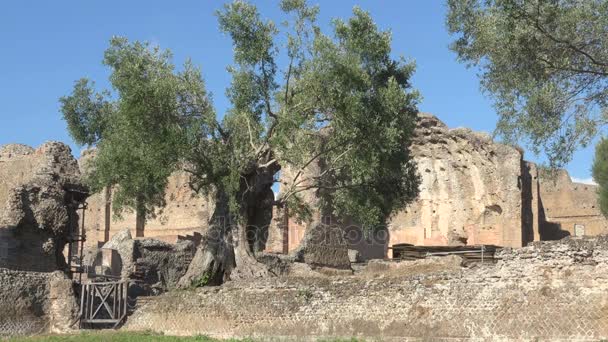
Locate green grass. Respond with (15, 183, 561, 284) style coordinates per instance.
(6, 331, 365, 342)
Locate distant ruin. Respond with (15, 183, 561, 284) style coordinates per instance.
(70, 114, 608, 258)
(268, 114, 608, 257)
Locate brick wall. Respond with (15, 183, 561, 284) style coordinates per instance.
(125, 237, 608, 341)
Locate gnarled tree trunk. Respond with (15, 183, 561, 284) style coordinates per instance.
(178, 160, 278, 287)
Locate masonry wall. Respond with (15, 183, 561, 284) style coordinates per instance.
(538, 169, 608, 239)
(125, 237, 608, 341)
(267, 115, 608, 258)
(80, 149, 214, 249)
(0, 269, 50, 336)
(269, 114, 528, 258)
(387, 115, 524, 249)
(0, 142, 84, 272)
(78, 114, 608, 257)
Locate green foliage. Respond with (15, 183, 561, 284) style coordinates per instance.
(592, 138, 608, 217)
(61, 37, 215, 219)
(211, 1, 421, 227)
(447, 0, 608, 167)
(296, 288, 313, 302)
(59, 79, 112, 146)
(61, 0, 421, 232)
(191, 271, 211, 288)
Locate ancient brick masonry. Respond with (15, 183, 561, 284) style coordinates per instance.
(124, 237, 608, 341)
(268, 114, 608, 257)
(21, 113, 605, 258)
(0, 142, 86, 271)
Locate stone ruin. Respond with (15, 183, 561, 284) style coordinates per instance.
(0, 142, 87, 272)
(0, 142, 84, 335)
(124, 236, 608, 341)
(2, 113, 608, 338)
(265, 114, 608, 258)
(67, 113, 608, 261)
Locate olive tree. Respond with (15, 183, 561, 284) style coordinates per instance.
(61, 0, 420, 282)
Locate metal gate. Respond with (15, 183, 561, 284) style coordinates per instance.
(79, 280, 128, 328)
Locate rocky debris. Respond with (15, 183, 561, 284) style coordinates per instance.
(101, 229, 136, 279)
(347, 249, 360, 263)
(88, 229, 196, 295)
(133, 238, 195, 294)
(292, 223, 351, 270)
(0, 142, 87, 272)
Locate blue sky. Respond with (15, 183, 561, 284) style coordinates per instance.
(0, 1, 597, 182)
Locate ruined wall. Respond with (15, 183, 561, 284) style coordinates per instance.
(269, 114, 527, 258)
(80, 149, 214, 249)
(0, 268, 49, 336)
(538, 169, 608, 239)
(389, 114, 524, 249)
(125, 237, 608, 341)
(268, 114, 608, 258)
(0, 142, 85, 272)
(0, 269, 77, 337)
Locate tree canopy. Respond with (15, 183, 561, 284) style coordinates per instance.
(61, 0, 421, 279)
(447, 0, 608, 167)
(60, 38, 214, 234)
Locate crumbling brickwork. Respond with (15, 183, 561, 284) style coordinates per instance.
(538, 169, 608, 239)
(0, 142, 86, 272)
(79, 149, 213, 249)
(0, 269, 77, 336)
(125, 237, 608, 341)
(268, 114, 608, 258)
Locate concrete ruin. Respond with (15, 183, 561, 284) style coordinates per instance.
(2, 112, 608, 339)
(0, 142, 85, 335)
(0, 142, 87, 272)
(3, 113, 606, 267)
(266, 114, 608, 258)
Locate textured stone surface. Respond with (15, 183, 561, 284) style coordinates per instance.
(268, 114, 608, 258)
(0, 269, 78, 336)
(86, 229, 196, 294)
(538, 169, 608, 239)
(291, 223, 351, 270)
(0, 142, 85, 272)
(389, 114, 524, 248)
(125, 237, 608, 341)
(47, 271, 78, 334)
(0, 268, 49, 336)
